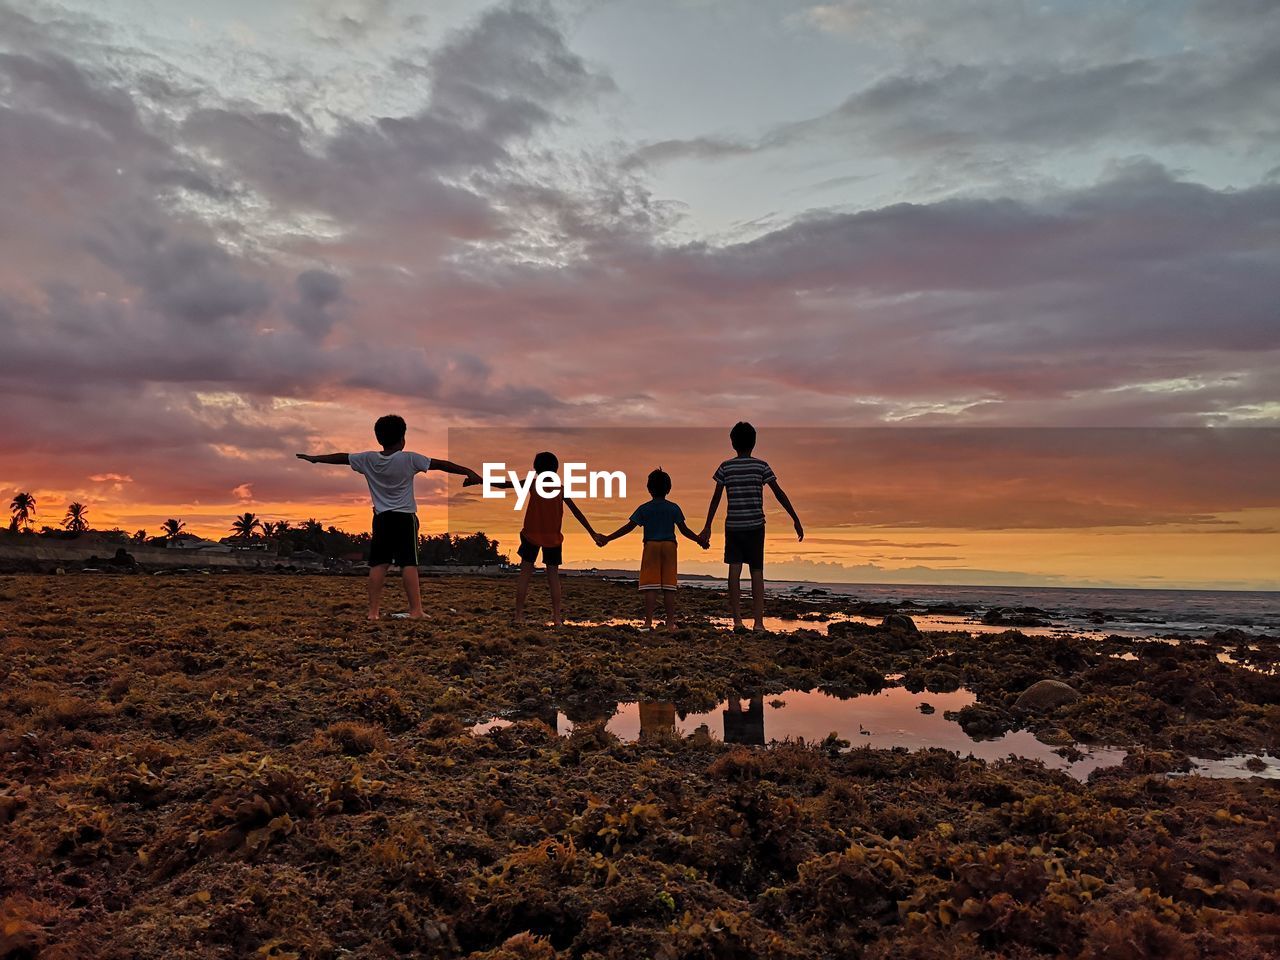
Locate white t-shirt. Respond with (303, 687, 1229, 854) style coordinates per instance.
(350, 450, 432, 514)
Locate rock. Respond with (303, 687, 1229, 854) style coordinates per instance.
(945, 703, 1011, 739)
(1035, 727, 1075, 746)
(880, 614, 919, 634)
(982, 607, 1050, 627)
(1014, 679, 1081, 712)
(918, 702, 935, 715)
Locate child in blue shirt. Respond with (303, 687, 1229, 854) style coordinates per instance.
(597, 469, 707, 631)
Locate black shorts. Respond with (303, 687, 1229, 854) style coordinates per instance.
(723, 525, 765, 571)
(517, 535, 562, 567)
(369, 511, 419, 567)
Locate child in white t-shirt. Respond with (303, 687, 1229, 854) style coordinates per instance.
(298, 414, 480, 620)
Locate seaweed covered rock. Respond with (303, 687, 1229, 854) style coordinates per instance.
(879, 614, 919, 635)
(1014, 679, 1081, 713)
(982, 607, 1050, 627)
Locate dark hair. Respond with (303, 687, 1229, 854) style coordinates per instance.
(533, 451, 559, 473)
(730, 421, 756, 454)
(374, 414, 407, 448)
(647, 468, 672, 498)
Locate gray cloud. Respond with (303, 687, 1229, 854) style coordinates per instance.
(635, 2, 1280, 184)
(622, 135, 755, 169)
(286, 269, 344, 338)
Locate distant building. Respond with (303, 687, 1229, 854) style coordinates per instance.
(166, 535, 225, 551)
(220, 537, 269, 551)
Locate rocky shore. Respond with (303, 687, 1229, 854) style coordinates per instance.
(1, 574, 1276, 958)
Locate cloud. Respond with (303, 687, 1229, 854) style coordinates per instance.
(286, 269, 344, 338)
(638, 1, 1280, 193)
(0, 0, 1278, 572)
(622, 135, 755, 169)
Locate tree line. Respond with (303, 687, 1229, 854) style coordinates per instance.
(7, 493, 508, 565)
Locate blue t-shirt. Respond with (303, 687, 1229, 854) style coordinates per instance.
(630, 499, 685, 542)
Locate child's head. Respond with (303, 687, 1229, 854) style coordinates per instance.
(375, 414, 407, 450)
(646, 468, 672, 499)
(533, 451, 559, 474)
(730, 421, 756, 455)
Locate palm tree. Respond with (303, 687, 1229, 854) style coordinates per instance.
(301, 517, 324, 551)
(63, 502, 89, 533)
(261, 521, 278, 539)
(274, 519, 292, 535)
(230, 512, 262, 540)
(132, 529, 148, 543)
(161, 518, 185, 540)
(9, 492, 36, 532)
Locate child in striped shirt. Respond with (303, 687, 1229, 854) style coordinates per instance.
(699, 422, 804, 632)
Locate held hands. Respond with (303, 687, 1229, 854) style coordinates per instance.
(592, 532, 608, 548)
(462, 469, 483, 487)
(697, 533, 710, 550)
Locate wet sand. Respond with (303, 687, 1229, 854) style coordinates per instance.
(2, 573, 1277, 958)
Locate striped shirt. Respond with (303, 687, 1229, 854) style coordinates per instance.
(713, 457, 776, 530)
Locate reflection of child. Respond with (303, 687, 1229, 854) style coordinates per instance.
(723, 695, 765, 745)
(597, 469, 708, 631)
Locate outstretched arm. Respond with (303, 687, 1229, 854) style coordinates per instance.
(678, 521, 709, 549)
(700, 483, 724, 539)
(297, 453, 349, 465)
(429, 458, 482, 485)
(565, 498, 599, 540)
(599, 520, 637, 546)
(767, 479, 803, 541)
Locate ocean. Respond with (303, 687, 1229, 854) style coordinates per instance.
(679, 579, 1280, 637)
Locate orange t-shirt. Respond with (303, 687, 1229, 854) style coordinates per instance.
(521, 491, 564, 547)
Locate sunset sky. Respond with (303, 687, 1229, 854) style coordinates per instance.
(1, 1, 1277, 589)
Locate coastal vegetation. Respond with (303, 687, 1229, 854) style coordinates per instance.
(1, 574, 1276, 958)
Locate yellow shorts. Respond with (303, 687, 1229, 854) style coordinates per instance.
(639, 540, 678, 591)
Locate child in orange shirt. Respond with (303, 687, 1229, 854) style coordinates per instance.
(503, 452, 601, 627)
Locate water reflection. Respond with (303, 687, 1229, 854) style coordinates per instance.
(638, 701, 675, 740)
(723, 695, 765, 745)
(471, 686, 1135, 780)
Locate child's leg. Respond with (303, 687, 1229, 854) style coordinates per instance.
(643, 591, 657, 628)
(727, 562, 744, 629)
(750, 567, 765, 630)
(367, 564, 390, 620)
(546, 565, 563, 626)
(514, 561, 535, 623)
(402, 565, 424, 618)
(663, 590, 677, 631)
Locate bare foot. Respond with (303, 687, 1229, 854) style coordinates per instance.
(752, 621, 767, 633)
(366, 613, 380, 621)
